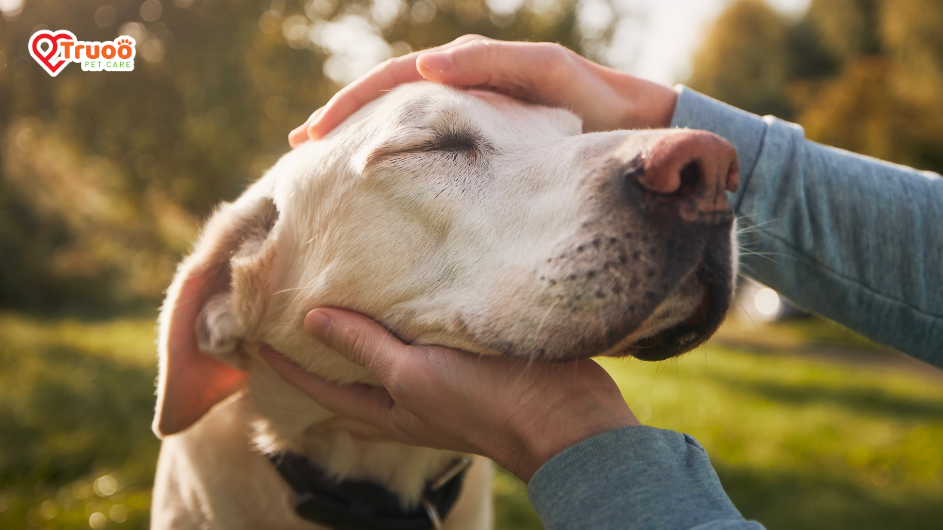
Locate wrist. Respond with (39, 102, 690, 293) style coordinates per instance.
(505, 407, 639, 483)
(613, 73, 679, 129)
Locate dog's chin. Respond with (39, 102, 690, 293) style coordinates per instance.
(543, 262, 732, 363)
(617, 266, 732, 361)
(470, 264, 733, 364)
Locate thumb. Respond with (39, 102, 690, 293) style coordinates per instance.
(304, 308, 411, 382)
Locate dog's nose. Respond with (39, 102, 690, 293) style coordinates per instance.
(629, 131, 740, 221)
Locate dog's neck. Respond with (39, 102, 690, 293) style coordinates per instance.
(243, 386, 461, 506)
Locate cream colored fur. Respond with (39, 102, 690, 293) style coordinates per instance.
(152, 82, 737, 529)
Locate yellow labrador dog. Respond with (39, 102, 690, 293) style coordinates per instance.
(151, 82, 739, 529)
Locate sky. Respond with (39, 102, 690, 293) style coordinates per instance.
(629, 0, 811, 85)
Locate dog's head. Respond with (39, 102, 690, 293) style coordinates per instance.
(154, 82, 739, 438)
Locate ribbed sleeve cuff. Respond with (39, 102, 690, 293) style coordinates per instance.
(527, 426, 751, 530)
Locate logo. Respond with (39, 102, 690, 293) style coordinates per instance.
(29, 30, 136, 77)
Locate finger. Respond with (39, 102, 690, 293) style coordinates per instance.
(304, 308, 414, 381)
(306, 55, 424, 141)
(288, 107, 323, 148)
(416, 40, 574, 97)
(259, 344, 400, 429)
(306, 35, 489, 141)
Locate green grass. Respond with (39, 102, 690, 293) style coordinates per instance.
(0, 315, 160, 529)
(1, 313, 941, 529)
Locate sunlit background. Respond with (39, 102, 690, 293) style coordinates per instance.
(1, 0, 941, 529)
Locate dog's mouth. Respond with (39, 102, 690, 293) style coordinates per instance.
(624, 266, 730, 361)
(462, 221, 735, 363)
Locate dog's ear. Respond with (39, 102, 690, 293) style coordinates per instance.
(153, 194, 279, 438)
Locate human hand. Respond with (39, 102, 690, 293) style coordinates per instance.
(260, 308, 639, 483)
(288, 35, 679, 147)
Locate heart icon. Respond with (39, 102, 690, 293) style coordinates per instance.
(28, 30, 77, 77)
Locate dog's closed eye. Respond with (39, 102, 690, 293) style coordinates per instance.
(365, 128, 491, 167)
(428, 130, 476, 150)
(423, 130, 489, 161)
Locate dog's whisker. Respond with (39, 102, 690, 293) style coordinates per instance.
(731, 297, 761, 329)
(605, 263, 630, 283)
(736, 216, 783, 233)
(649, 358, 668, 393)
(534, 298, 560, 339)
(736, 225, 775, 235)
(735, 240, 773, 249)
(734, 210, 766, 220)
(737, 249, 791, 258)
(736, 249, 788, 268)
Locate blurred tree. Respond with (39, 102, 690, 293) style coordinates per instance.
(687, 0, 792, 119)
(688, 0, 943, 175)
(0, 0, 635, 314)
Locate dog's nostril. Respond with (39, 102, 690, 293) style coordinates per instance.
(676, 162, 700, 198)
(623, 165, 645, 184)
(646, 161, 700, 200)
(631, 130, 737, 199)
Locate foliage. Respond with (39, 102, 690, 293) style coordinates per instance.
(688, 0, 943, 175)
(0, 314, 160, 528)
(1, 313, 941, 529)
(0, 0, 632, 314)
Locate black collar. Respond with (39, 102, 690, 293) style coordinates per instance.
(268, 452, 470, 530)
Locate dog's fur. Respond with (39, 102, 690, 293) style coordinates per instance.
(151, 82, 737, 529)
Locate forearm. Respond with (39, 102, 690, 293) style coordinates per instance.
(670, 86, 943, 366)
(528, 426, 764, 530)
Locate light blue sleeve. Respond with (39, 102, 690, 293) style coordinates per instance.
(527, 87, 942, 530)
(527, 426, 764, 529)
(670, 86, 943, 367)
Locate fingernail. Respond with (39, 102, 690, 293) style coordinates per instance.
(418, 52, 452, 72)
(305, 310, 333, 340)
